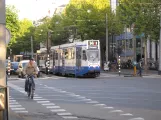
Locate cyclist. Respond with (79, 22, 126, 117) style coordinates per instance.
(23, 58, 38, 91)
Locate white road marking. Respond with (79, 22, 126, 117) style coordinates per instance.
(46, 106, 60, 109)
(93, 104, 106, 106)
(62, 116, 78, 119)
(86, 101, 99, 104)
(57, 113, 72, 116)
(82, 99, 91, 101)
(9, 98, 14, 100)
(129, 118, 144, 120)
(120, 113, 133, 116)
(34, 99, 47, 101)
(109, 110, 124, 113)
(37, 101, 50, 103)
(9, 100, 16, 102)
(34, 97, 42, 99)
(77, 96, 86, 99)
(51, 109, 66, 112)
(42, 103, 55, 106)
(10, 105, 22, 107)
(59, 91, 67, 93)
(9, 102, 19, 105)
(15, 111, 28, 113)
(103, 107, 114, 109)
(11, 108, 25, 110)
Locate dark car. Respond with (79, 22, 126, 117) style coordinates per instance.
(11, 62, 19, 74)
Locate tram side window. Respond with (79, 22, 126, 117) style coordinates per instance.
(71, 48, 75, 59)
(55, 52, 58, 60)
(82, 50, 87, 60)
(64, 49, 68, 59)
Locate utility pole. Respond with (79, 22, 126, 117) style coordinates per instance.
(31, 36, 34, 58)
(158, 9, 161, 75)
(0, 0, 9, 119)
(106, 13, 109, 62)
(125, 25, 127, 60)
(46, 31, 51, 75)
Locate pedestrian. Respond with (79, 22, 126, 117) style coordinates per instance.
(137, 60, 142, 77)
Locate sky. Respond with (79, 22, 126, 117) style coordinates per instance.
(6, 0, 70, 21)
(6, 0, 117, 21)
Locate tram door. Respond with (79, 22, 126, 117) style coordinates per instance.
(76, 47, 82, 71)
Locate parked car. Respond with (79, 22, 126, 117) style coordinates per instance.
(11, 62, 19, 74)
(16, 60, 40, 78)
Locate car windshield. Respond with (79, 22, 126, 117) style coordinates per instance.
(86, 50, 99, 63)
(12, 62, 19, 66)
(22, 63, 28, 67)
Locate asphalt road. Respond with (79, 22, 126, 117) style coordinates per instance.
(8, 74, 161, 120)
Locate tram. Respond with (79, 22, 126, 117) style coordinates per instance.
(39, 40, 101, 77)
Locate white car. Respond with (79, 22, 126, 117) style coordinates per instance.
(16, 60, 40, 78)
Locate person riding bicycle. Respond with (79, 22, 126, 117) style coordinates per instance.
(24, 58, 38, 91)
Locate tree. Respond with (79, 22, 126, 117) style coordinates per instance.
(117, 0, 161, 72)
(65, 0, 112, 40)
(6, 5, 20, 46)
(10, 19, 33, 54)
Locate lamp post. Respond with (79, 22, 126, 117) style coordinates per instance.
(106, 13, 109, 62)
(158, 9, 161, 74)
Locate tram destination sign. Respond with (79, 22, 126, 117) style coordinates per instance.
(88, 41, 98, 49)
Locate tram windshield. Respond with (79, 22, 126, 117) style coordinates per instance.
(87, 50, 99, 63)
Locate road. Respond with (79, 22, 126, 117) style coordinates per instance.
(8, 74, 161, 120)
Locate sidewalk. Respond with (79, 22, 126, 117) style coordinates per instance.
(102, 69, 159, 76)
(9, 111, 23, 120)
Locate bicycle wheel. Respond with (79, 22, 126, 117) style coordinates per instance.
(28, 84, 31, 97)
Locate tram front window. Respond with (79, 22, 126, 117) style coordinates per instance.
(87, 50, 99, 63)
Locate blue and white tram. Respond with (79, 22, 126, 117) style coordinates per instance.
(51, 40, 100, 77)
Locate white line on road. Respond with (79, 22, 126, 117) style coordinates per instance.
(62, 116, 78, 119)
(37, 101, 50, 103)
(15, 111, 28, 113)
(9, 102, 19, 105)
(46, 106, 60, 109)
(103, 107, 114, 109)
(9, 100, 16, 102)
(86, 101, 99, 104)
(11, 108, 25, 110)
(129, 118, 144, 120)
(42, 103, 55, 106)
(10, 105, 22, 107)
(93, 104, 106, 106)
(57, 113, 72, 116)
(34, 97, 42, 99)
(120, 113, 133, 116)
(51, 109, 66, 112)
(34, 99, 47, 101)
(109, 110, 124, 113)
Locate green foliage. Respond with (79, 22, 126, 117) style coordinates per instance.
(64, 0, 113, 40)
(6, 5, 20, 46)
(117, 0, 160, 41)
(10, 19, 33, 54)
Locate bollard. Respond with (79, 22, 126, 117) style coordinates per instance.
(47, 54, 50, 74)
(7, 57, 11, 78)
(46, 54, 50, 75)
(118, 56, 121, 76)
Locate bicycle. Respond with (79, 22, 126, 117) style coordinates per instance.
(26, 75, 35, 99)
